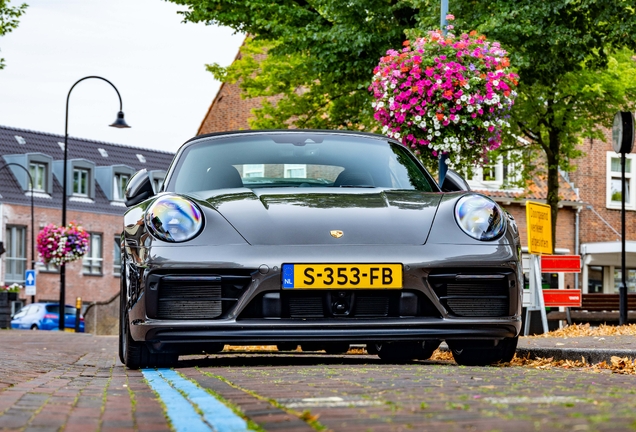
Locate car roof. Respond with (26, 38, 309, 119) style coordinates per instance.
(183, 129, 399, 147)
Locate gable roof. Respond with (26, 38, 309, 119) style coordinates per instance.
(0, 125, 174, 215)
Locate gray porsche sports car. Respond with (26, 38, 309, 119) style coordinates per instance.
(119, 130, 522, 369)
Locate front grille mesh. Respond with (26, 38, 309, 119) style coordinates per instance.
(353, 296, 389, 317)
(289, 296, 324, 318)
(155, 273, 251, 320)
(429, 271, 512, 317)
(158, 284, 223, 319)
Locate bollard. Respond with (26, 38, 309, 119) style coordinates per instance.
(75, 297, 82, 333)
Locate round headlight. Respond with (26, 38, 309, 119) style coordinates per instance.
(145, 195, 203, 242)
(454, 194, 505, 241)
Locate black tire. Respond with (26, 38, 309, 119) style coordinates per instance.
(119, 278, 178, 369)
(323, 343, 350, 355)
(448, 337, 518, 366)
(277, 343, 299, 352)
(377, 341, 440, 362)
(30, 324, 38, 330)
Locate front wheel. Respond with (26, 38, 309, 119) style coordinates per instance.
(30, 324, 38, 330)
(448, 337, 518, 366)
(119, 279, 177, 369)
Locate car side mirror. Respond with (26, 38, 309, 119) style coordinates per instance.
(440, 170, 471, 192)
(125, 169, 155, 207)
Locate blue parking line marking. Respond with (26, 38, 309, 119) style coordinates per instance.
(142, 369, 210, 432)
(142, 369, 249, 432)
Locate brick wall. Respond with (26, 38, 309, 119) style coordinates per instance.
(2, 203, 121, 305)
(570, 128, 636, 245)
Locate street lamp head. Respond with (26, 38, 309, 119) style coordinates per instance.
(110, 111, 131, 129)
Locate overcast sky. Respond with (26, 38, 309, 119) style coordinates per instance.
(0, 0, 244, 153)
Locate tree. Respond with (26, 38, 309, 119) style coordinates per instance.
(170, 0, 636, 248)
(0, 0, 27, 69)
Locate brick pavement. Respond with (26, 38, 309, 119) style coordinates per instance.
(3, 331, 636, 431)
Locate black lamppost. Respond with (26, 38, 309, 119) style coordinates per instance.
(612, 111, 635, 325)
(60, 76, 130, 331)
(0, 163, 35, 303)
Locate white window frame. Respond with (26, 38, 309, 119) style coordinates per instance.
(284, 164, 307, 179)
(606, 152, 636, 211)
(29, 162, 47, 192)
(73, 168, 90, 196)
(468, 152, 522, 190)
(113, 235, 121, 277)
(82, 233, 103, 275)
(113, 173, 130, 201)
(4, 226, 27, 285)
(243, 164, 265, 178)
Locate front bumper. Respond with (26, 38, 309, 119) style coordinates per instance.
(125, 243, 523, 349)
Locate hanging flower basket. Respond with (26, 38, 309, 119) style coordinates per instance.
(369, 18, 518, 168)
(37, 222, 90, 266)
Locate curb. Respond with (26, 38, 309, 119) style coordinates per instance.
(516, 347, 636, 364)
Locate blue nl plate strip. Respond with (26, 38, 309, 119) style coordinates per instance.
(142, 369, 249, 432)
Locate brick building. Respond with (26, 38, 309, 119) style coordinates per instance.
(0, 125, 174, 310)
(197, 74, 636, 294)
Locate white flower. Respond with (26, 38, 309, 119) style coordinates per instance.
(476, 104, 482, 110)
(394, 133, 401, 139)
(435, 131, 441, 136)
(390, 83, 396, 89)
(427, 135, 433, 140)
(443, 137, 449, 143)
(462, 119, 467, 123)
(461, 95, 467, 101)
(389, 97, 395, 103)
(467, 106, 474, 113)
(372, 102, 377, 108)
(464, 84, 470, 90)
(434, 123, 440, 130)
(492, 80, 499, 86)
(382, 125, 388, 133)
(436, 79, 442, 84)
(456, 99, 461, 104)
(377, 102, 384, 108)
(415, 115, 422, 121)
(419, 122, 427, 128)
(483, 121, 490, 127)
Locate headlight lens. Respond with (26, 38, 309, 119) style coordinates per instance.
(145, 195, 203, 242)
(454, 194, 505, 241)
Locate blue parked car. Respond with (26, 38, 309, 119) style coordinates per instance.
(11, 303, 85, 332)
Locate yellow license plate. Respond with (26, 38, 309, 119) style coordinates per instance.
(64, 328, 75, 333)
(282, 264, 402, 289)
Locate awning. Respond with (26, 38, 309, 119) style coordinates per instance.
(580, 241, 636, 267)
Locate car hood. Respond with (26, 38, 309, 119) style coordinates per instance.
(192, 188, 442, 245)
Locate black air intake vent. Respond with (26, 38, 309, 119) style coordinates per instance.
(289, 296, 324, 318)
(153, 273, 252, 320)
(354, 296, 390, 317)
(428, 271, 513, 317)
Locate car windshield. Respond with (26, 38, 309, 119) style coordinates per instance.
(45, 305, 75, 315)
(168, 133, 437, 193)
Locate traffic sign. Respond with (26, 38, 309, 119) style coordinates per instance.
(543, 289, 582, 307)
(540, 255, 581, 273)
(25, 269, 36, 296)
(526, 201, 552, 255)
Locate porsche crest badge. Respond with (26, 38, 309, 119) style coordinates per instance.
(330, 230, 344, 238)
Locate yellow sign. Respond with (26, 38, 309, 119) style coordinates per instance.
(526, 201, 553, 255)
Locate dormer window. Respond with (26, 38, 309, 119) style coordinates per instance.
(73, 168, 90, 196)
(113, 173, 130, 201)
(29, 162, 47, 192)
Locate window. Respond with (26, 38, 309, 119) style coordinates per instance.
(284, 164, 307, 179)
(37, 261, 59, 273)
(243, 164, 265, 178)
(607, 153, 636, 210)
(29, 162, 47, 192)
(469, 154, 521, 187)
(588, 266, 604, 293)
(113, 236, 121, 276)
(73, 168, 89, 196)
(113, 173, 130, 201)
(614, 268, 636, 293)
(82, 233, 102, 275)
(4, 226, 27, 284)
